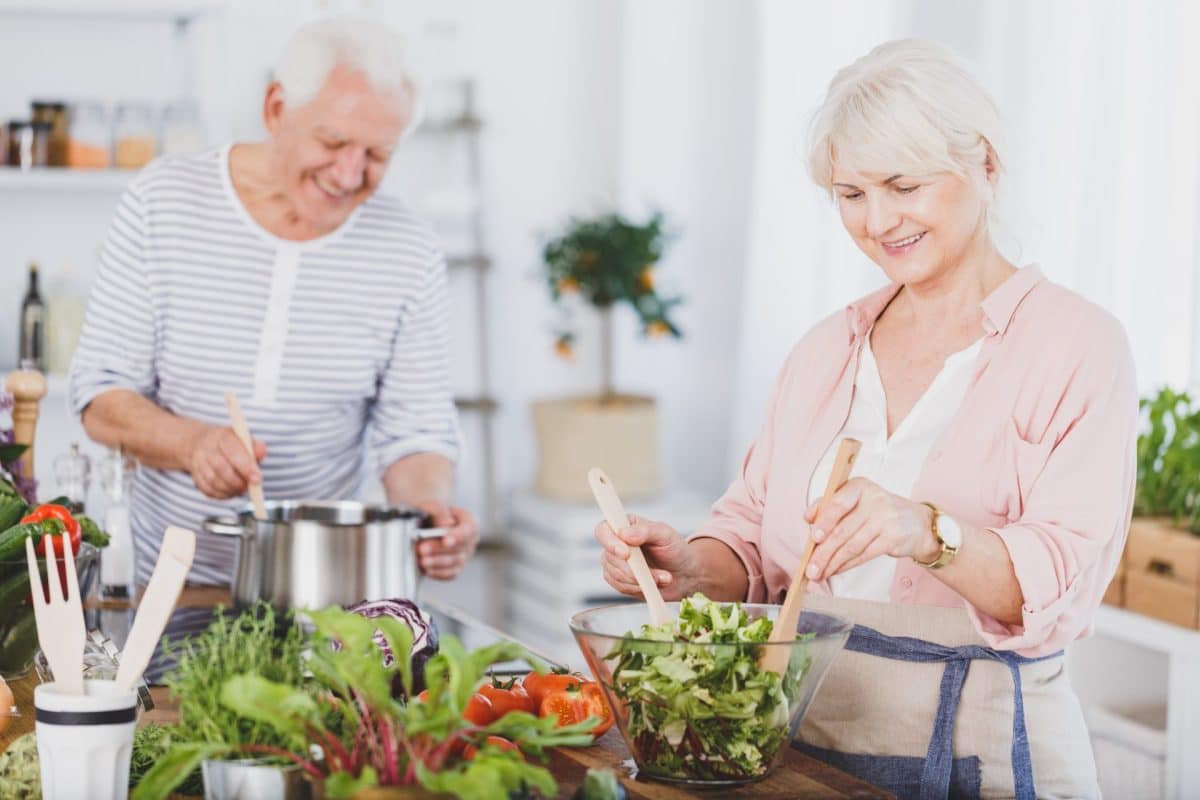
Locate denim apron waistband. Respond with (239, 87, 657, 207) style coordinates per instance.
(845, 623, 1062, 800)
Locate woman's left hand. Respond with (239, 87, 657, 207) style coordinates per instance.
(804, 478, 939, 580)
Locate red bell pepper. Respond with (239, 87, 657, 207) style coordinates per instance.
(23, 504, 81, 559)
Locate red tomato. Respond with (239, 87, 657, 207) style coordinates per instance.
(539, 681, 613, 737)
(478, 681, 535, 719)
(463, 735, 523, 761)
(463, 692, 495, 726)
(521, 670, 588, 708)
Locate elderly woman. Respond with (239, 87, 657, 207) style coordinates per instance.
(595, 39, 1133, 799)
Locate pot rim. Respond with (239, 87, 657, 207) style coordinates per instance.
(201, 755, 305, 770)
(233, 500, 432, 528)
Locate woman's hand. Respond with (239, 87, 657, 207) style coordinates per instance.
(594, 514, 697, 601)
(804, 478, 940, 580)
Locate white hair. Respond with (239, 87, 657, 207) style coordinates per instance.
(807, 39, 1004, 195)
(273, 16, 417, 111)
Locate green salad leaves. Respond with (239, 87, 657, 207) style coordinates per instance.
(605, 594, 810, 781)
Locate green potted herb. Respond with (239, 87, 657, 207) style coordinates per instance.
(136, 603, 310, 798)
(533, 211, 681, 502)
(136, 606, 594, 800)
(1123, 386, 1200, 627)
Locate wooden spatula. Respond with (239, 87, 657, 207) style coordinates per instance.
(225, 392, 267, 520)
(761, 437, 861, 675)
(588, 468, 672, 627)
(115, 526, 196, 693)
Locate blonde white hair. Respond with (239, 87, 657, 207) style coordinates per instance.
(807, 39, 1003, 195)
(273, 16, 416, 111)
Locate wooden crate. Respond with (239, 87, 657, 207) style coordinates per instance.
(1123, 517, 1200, 629)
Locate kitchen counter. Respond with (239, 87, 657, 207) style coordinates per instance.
(0, 588, 893, 798)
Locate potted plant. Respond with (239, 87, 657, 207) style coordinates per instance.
(128, 604, 311, 799)
(533, 211, 681, 501)
(1122, 386, 1200, 628)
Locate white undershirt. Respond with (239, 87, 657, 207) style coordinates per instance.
(807, 332, 984, 601)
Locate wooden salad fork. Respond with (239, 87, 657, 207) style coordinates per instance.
(25, 533, 86, 695)
(761, 437, 861, 675)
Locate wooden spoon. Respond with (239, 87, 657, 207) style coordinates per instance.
(225, 392, 267, 520)
(588, 468, 672, 627)
(115, 526, 196, 693)
(761, 437, 861, 675)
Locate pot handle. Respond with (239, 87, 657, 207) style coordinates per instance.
(414, 527, 448, 541)
(201, 515, 250, 537)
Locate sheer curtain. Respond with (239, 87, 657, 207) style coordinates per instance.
(730, 0, 1200, 456)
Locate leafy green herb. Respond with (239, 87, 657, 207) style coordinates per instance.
(1136, 387, 1200, 533)
(163, 604, 309, 754)
(0, 732, 39, 798)
(605, 593, 809, 781)
(129, 723, 203, 795)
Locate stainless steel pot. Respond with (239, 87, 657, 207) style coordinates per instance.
(202, 501, 444, 611)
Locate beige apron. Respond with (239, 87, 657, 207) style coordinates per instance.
(797, 595, 1099, 799)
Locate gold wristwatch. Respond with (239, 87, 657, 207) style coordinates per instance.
(915, 501, 961, 569)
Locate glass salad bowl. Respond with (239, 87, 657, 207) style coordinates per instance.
(570, 597, 851, 787)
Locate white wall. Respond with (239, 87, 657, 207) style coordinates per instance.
(614, 0, 758, 497)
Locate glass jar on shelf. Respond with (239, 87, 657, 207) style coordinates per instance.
(161, 98, 205, 156)
(67, 102, 111, 169)
(6, 121, 49, 170)
(112, 101, 157, 169)
(31, 100, 69, 166)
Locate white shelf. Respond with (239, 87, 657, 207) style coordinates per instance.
(0, 168, 135, 192)
(1094, 604, 1200, 657)
(0, 0, 223, 21)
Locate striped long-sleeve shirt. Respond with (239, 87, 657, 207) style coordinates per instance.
(69, 145, 461, 586)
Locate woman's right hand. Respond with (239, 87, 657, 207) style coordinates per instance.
(595, 514, 695, 601)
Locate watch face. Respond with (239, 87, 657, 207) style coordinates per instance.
(939, 513, 963, 548)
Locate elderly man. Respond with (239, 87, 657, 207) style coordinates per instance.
(69, 17, 477, 589)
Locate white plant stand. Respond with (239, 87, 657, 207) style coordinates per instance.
(1068, 604, 1200, 799)
(506, 488, 713, 668)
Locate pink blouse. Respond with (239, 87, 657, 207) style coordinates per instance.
(693, 266, 1137, 656)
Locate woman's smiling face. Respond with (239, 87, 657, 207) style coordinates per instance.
(831, 163, 992, 287)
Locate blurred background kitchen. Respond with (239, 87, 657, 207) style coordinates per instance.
(0, 1, 1198, 797)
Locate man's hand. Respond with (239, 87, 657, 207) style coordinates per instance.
(414, 500, 478, 580)
(188, 425, 267, 500)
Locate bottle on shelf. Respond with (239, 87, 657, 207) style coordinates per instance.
(19, 263, 45, 372)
